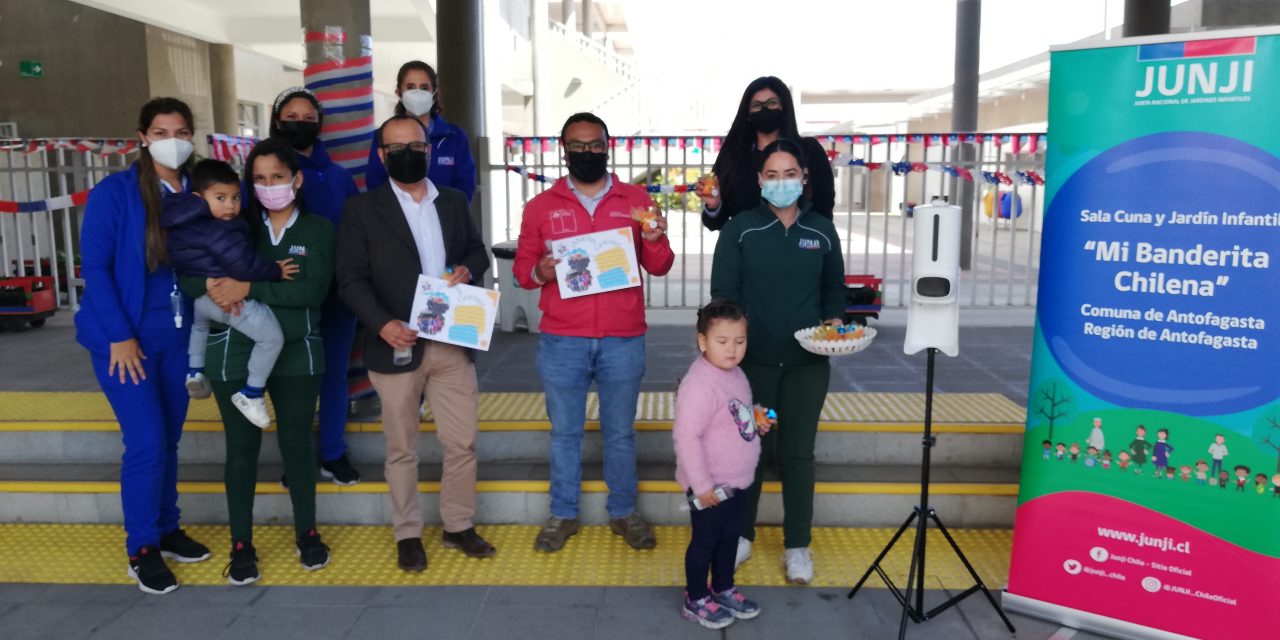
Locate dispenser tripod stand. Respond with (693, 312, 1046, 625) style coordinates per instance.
(847, 347, 1016, 639)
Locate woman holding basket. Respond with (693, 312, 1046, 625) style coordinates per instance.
(709, 138, 846, 585)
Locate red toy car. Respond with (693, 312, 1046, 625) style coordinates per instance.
(0, 275, 56, 331)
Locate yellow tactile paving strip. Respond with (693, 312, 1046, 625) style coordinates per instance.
(0, 524, 1013, 590)
(0, 391, 1026, 433)
(0, 480, 1021, 496)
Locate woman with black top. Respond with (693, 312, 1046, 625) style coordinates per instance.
(698, 76, 835, 231)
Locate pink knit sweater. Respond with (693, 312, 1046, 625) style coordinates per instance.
(673, 356, 762, 495)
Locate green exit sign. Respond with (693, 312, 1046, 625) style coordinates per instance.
(20, 60, 43, 78)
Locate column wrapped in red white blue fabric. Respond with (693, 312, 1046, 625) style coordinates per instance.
(302, 27, 375, 189)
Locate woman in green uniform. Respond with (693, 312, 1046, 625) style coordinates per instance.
(182, 137, 336, 584)
(710, 138, 846, 585)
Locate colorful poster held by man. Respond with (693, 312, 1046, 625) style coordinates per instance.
(1005, 29, 1280, 640)
(408, 275, 500, 351)
(551, 227, 641, 299)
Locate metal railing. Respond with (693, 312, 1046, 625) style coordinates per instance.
(547, 20, 638, 81)
(0, 140, 137, 308)
(1, 133, 1047, 313)
(492, 133, 1047, 308)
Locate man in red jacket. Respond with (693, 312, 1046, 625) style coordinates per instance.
(514, 113, 675, 552)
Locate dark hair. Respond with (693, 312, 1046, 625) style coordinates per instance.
(393, 60, 441, 117)
(377, 114, 430, 144)
(135, 97, 195, 272)
(242, 138, 303, 229)
(1042, 440, 1051, 445)
(1234, 465, 1250, 473)
(713, 77, 802, 193)
(1157, 428, 1169, 436)
(756, 138, 808, 172)
(269, 88, 323, 138)
(190, 159, 240, 194)
(696, 299, 746, 335)
(756, 138, 811, 204)
(560, 112, 610, 143)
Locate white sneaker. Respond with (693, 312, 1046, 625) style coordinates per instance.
(231, 392, 271, 429)
(185, 372, 211, 399)
(783, 547, 813, 585)
(734, 537, 752, 569)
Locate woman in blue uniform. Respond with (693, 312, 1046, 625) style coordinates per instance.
(364, 60, 476, 200)
(76, 97, 212, 595)
(269, 87, 362, 485)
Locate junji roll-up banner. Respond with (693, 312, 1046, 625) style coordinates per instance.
(1005, 29, 1280, 640)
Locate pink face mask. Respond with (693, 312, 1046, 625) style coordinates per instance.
(254, 182, 296, 211)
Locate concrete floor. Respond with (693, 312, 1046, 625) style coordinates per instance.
(0, 583, 1102, 640)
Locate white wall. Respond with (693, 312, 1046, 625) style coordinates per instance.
(233, 47, 303, 138)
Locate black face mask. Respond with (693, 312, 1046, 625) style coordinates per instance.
(748, 107, 785, 134)
(566, 151, 609, 183)
(277, 120, 321, 151)
(385, 148, 430, 184)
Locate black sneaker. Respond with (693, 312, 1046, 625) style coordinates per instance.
(127, 545, 178, 595)
(159, 528, 211, 563)
(223, 540, 260, 586)
(296, 528, 331, 570)
(320, 454, 361, 486)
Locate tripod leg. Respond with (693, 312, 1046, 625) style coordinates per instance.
(848, 509, 918, 599)
(897, 508, 929, 640)
(928, 512, 1017, 633)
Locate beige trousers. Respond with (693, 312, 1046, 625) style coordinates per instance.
(368, 342, 479, 540)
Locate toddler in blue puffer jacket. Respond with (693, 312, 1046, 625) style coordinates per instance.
(161, 159, 297, 428)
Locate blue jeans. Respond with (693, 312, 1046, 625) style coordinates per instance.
(536, 333, 644, 519)
(91, 315, 189, 555)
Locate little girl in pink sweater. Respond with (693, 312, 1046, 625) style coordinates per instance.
(673, 300, 773, 630)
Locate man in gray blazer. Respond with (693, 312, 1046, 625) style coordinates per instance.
(337, 115, 493, 571)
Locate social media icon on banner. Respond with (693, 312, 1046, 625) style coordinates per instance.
(1142, 577, 1162, 593)
(1063, 559, 1083, 575)
(1090, 547, 1110, 562)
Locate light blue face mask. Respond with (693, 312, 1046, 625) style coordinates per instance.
(760, 178, 803, 208)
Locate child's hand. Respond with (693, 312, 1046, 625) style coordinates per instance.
(277, 258, 300, 281)
(753, 405, 778, 434)
(696, 490, 720, 508)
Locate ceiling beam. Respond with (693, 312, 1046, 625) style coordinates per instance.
(225, 16, 433, 45)
(68, 0, 231, 42)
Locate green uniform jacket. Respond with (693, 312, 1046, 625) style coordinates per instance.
(181, 210, 335, 381)
(711, 201, 846, 367)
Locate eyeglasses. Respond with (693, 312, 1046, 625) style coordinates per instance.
(748, 98, 781, 112)
(382, 142, 428, 153)
(565, 141, 608, 153)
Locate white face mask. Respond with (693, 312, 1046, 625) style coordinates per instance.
(146, 137, 194, 170)
(401, 89, 435, 117)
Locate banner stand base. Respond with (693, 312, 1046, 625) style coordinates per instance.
(1002, 592, 1200, 640)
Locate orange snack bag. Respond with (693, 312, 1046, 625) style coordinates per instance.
(695, 174, 720, 198)
(631, 206, 659, 229)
